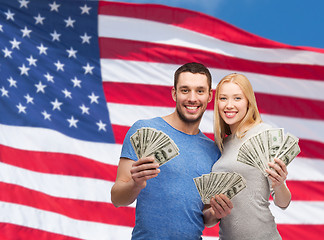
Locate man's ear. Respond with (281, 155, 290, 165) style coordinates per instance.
(172, 87, 176, 101)
(208, 89, 213, 103)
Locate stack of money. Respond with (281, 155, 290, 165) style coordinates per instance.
(237, 128, 301, 176)
(130, 127, 179, 166)
(193, 172, 246, 204)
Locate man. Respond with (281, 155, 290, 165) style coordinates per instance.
(111, 63, 232, 239)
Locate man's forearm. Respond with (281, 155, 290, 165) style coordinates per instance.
(111, 180, 142, 207)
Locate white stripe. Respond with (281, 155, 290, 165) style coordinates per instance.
(0, 202, 132, 240)
(0, 123, 122, 164)
(0, 162, 111, 202)
(287, 157, 324, 181)
(101, 59, 324, 101)
(270, 200, 324, 224)
(98, 15, 324, 66)
(107, 102, 324, 143)
(202, 236, 219, 240)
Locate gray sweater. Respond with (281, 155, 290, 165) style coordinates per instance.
(212, 123, 282, 240)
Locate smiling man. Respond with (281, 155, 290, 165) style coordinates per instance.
(111, 62, 233, 240)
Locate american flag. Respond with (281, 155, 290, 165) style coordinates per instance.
(0, 0, 323, 239)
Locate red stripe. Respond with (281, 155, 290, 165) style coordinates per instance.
(98, 1, 324, 53)
(0, 223, 82, 240)
(103, 82, 324, 121)
(284, 180, 324, 201)
(202, 224, 324, 239)
(112, 124, 324, 160)
(0, 144, 117, 181)
(99, 37, 324, 81)
(277, 224, 324, 240)
(0, 182, 135, 227)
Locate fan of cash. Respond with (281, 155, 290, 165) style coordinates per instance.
(193, 172, 246, 204)
(237, 128, 301, 176)
(130, 127, 179, 166)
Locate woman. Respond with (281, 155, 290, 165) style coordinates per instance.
(207, 73, 291, 239)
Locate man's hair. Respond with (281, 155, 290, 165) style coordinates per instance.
(174, 62, 212, 90)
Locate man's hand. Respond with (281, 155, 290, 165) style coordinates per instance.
(130, 156, 160, 189)
(204, 194, 233, 227)
(209, 194, 233, 219)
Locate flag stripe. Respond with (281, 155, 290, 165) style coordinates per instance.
(103, 81, 324, 121)
(0, 182, 135, 227)
(101, 60, 324, 102)
(107, 103, 324, 158)
(0, 144, 117, 182)
(0, 223, 82, 240)
(0, 202, 133, 240)
(202, 224, 324, 239)
(99, 37, 324, 81)
(98, 1, 324, 54)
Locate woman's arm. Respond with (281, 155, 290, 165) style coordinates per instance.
(266, 158, 291, 208)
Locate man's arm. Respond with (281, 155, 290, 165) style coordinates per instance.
(203, 194, 233, 227)
(110, 156, 160, 207)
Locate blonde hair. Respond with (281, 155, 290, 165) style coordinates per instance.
(214, 73, 262, 152)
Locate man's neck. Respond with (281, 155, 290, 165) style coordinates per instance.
(162, 112, 200, 135)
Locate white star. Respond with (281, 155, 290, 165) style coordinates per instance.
(62, 88, 72, 99)
(64, 17, 75, 28)
(54, 60, 64, 71)
(7, 77, 17, 87)
(50, 30, 61, 41)
(41, 110, 51, 120)
(44, 72, 54, 83)
(67, 116, 78, 128)
(66, 47, 77, 58)
(10, 38, 21, 49)
(35, 81, 47, 93)
(80, 4, 92, 15)
(5, 9, 15, 21)
(26, 55, 37, 66)
(16, 103, 27, 114)
(37, 43, 48, 55)
(71, 77, 81, 88)
(34, 13, 45, 25)
(51, 98, 63, 111)
(0, 25, 3, 32)
(21, 26, 32, 38)
(19, 64, 30, 76)
(2, 48, 12, 58)
(0, 87, 9, 97)
(19, 0, 29, 8)
(49, 1, 60, 12)
(80, 33, 91, 44)
(83, 63, 94, 75)
(24, 94, 34, 104)
(79, 104, 90, 115)
(88, 92, 99, 104)
(96, 120, 107, 132)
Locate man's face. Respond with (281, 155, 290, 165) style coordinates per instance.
(172, 72, 212, 124)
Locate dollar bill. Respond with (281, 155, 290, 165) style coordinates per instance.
(237, 128, 300, 176)
(193, 172, 246, 204)
(130, 127, 180, 166)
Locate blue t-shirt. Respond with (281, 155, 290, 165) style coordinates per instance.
(121, 117, 221, 240)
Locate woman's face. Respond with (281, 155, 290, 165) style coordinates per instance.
(217, 82, 249, 133)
